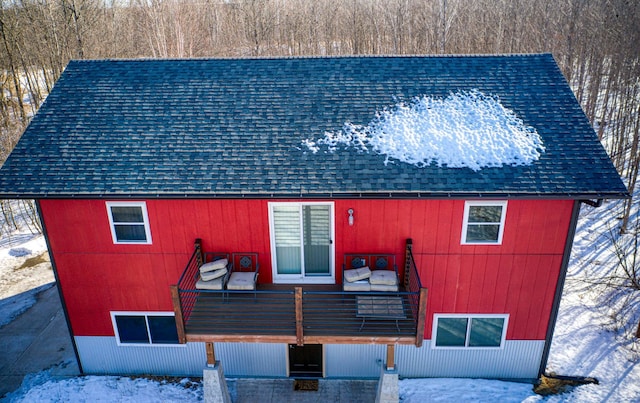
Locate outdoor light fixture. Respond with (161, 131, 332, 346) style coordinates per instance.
(348, 208, 354, 226)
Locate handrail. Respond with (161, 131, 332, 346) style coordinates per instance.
(405, 239, 427, 347)
(405, 240, 423, 291)
(173, 239, 428, 344)
(177, 247, 201, 288)
(175, 240, 203, 325)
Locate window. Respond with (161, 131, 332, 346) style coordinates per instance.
(432, 314, 508, 349)
(111, 312, 180, 346)
(268, 202, 334, 283)
(461, 201, 507, 244)
(106, 202, 152, 244)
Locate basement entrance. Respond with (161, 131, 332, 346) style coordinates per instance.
(288, 344, 323, 378)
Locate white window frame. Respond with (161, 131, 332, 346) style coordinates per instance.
(431, 314, 509, 350)
(106, 201, 152, 245)
(268, 202, 335, 284)
(461, 201, 508, 245)
(110, 311, 184, 347)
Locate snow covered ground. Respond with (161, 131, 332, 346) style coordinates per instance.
(1, 195, 639, 402)
(0, 234, 52, 327)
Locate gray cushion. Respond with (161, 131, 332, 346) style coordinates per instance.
(369, 270, 397, 286)
(200, 258, 228, 273)
(370, 283, 399, 292)
(344, 267, 371, 282)
(195, 276, 225, 290)
(227, 272, 256, 290)
(200, 267, 227, 281)
(343, 280, 371, 292)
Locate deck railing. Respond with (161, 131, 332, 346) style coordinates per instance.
(171, 239, 427, 346)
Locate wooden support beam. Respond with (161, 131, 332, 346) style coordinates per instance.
(187, 333, 416, 345)
(415, 287, 428, 347)
(188, 334, 298, 344)
(304, 335, 415, 345)
(386, 344, 395, 371)
(295, 287, 304, 346)
(206, 342, 216, 365)
(170, 285, 187, 344)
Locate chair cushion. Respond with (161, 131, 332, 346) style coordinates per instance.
(370, 283, 399, 292)
(343, 280, 371, 292)
(369, 270, 398, 286)
(200, 267, 227, 281)
(227, 272, 256, 290)
(343, 267, 371, 283)
(196, 276, 225, 290)
(200, 258, 228, 273)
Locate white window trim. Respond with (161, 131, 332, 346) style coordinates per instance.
(268, 202, 335, 284)
(431, 313, 509, 350)
(461, 200, 508, 245)
(106, 201, 152, 245)
(110, 311, 184, 347)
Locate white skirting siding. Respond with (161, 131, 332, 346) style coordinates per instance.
(325, 344, 387, 378)
(75, 337, 288, 378)
(76, 337, 544, 380)
(214, 342, 288, 377)
(75, 336, 206, 376)
(325, 340, 544, 380)
(396, 340, 545, 379)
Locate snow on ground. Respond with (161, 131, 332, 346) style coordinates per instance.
(4, 372, 202, 402)
(400, 378, 539, 402)
(1, 195, 639, 402)
(304, 90, 545, 171)
(0, 232, 52, 327)
(542, 197, 640, 403)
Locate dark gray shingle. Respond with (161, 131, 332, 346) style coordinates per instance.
(0, 55, 629, 199)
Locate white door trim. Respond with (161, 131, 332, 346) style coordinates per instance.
(268, 202, 335, 284)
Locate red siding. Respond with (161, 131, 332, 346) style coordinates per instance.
(40, 198, 574, 340)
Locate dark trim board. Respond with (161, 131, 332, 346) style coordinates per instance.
(35, 200, 83, 374)
(538, 199, 582, 377)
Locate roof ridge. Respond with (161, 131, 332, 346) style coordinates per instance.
(69, 53, 554, 64)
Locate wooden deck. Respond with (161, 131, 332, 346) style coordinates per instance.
(172, 239, 428, 346)
(176, 284, 421, 345)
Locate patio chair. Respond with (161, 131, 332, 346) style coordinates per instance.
(226, 252, 259, 298)
(342, 254, 399, 292)
(195, 252, 231, 291)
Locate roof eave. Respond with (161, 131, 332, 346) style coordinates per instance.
(0, 190, 631, 200)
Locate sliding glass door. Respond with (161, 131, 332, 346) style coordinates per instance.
(269, 202, 334, 283)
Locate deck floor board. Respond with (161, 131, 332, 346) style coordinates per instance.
(184, 284, 417, 339)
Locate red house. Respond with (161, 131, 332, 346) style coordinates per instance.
(0, 55, 628, 381)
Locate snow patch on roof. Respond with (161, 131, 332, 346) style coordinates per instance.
(305, 90, 545, 171)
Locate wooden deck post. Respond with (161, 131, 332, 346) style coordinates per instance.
(415, 287, 428, 347)
(170, 285, 187, 344)
(386, 344, 395, 371)
(206, 342, 216, 366)
(295, 287, 304, 346)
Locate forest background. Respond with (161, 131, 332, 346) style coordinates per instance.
(0, 0, 637, 227)
(0, 0, 639, 354)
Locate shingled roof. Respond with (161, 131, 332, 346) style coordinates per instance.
(0, 54, 629, 199)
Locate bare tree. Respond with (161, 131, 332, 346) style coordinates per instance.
(0, 0, 637, 233)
